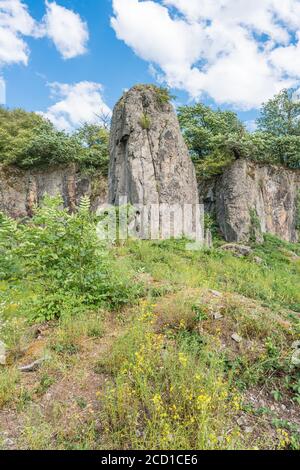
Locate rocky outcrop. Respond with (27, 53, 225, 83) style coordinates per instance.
(109, 85, 202, 241)
(0, 164, 107, 218)
(200, 159, 300, 243)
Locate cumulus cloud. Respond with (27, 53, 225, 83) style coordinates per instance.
(0, 0, 40, 66)
(39, 81, 112, 132)
(0, 0, 88, 67)
(42, 1, 89, 59)
(111, 0, 300, 109)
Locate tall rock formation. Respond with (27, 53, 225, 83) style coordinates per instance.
(109, 85, 202, 241)
(200, 159, 300, 243)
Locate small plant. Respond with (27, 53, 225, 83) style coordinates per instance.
(192, 304, 208, 321)
(35, 374, 55, 396)
(153, 86, 174, 106)
(139, 113, 152, 130)
(0, 368, 20, 408)
(249, 208, 262, 242)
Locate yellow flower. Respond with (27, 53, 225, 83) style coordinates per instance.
(196, 394, 212, 409)
(277, 429, 290, 449)
(178, 352, 188, 367)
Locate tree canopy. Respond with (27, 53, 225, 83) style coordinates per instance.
(0, 107, 109, 173)
(178, 89, 300, 178)
(257, 89, 300, 136)
(1, 88, 300, 177)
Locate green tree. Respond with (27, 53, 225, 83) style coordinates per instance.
(0, 108, 110, 172)
(15, 121, 82, 168)
(76, 123, 110, 174)
(0, 108, 81, 168)
(178, 103, 246, 178)
(257, 89, 300, 136)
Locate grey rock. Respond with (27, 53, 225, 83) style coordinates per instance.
(199, 159, 300, 243)
(237, 416, 247, 426)
(209, 290, 222, 297)
(18, 357, 48, 372)
(0, 164, 108, 218)
(253, 256, 263, 264)
(232, 333, 243, 343)
(221, 243, 252, 257)
(244, 427, 253, 434)
(205, 228, 213, 248)
(292, 341, 300, 350)
(109, 85, 202, 241)
(291, 350, 300, 367)
(0, 340, 6, 366)
(3, 438, 14, 448)
(213, 312, 223, 320)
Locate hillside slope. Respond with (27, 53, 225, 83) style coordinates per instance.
(0, 221, 299, 449)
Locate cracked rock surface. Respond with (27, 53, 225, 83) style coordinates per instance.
(108, 85, 200, 239)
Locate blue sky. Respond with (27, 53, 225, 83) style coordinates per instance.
(1, 0, 300, 131)
(5, 0, 153, 112)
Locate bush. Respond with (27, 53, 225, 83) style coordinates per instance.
(0, 196, 141, 320)
(178, 92, 300, 179)
(100, 302, 242, 450)
(139, 113, 152, 130)
(0, 108, 109, 172)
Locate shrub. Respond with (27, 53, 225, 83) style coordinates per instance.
(1, 196, 142, 321)
(0, 108, 109, 172)
(139, 113, 152, 130)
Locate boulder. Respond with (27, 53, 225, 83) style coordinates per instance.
(221, 243, 252, 257)
(0, 340, 6, 365)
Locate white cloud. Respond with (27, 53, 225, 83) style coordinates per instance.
(39, 81, 112, 132)
(111, 0, 300, 109)
(0, 0, 41, 66)
(42, 1, 89, 59)
(0, 0, 88, 68)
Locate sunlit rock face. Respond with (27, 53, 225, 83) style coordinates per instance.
(200, 159, 300, 243)
(0, 164, 107, 218)
(108, 85, 202, 241)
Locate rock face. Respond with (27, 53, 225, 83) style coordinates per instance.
(0, 164, 108, 218)
(200, 159, 300, 243)
(109, 85, 202, 240)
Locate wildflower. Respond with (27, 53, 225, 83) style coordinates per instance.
(196, 394, 212, 409)
(277, 429, 290, 449)
(232, 394, 241, 411)
(152, 393, 163, 408)
(178, 352, 188, 367)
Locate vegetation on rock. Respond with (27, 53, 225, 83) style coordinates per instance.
(0, 108, 109, 173)
(178, 89, 300, 178)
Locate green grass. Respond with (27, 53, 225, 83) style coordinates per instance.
(0, 228, 299, 450)
(116, 236, 300, 312)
